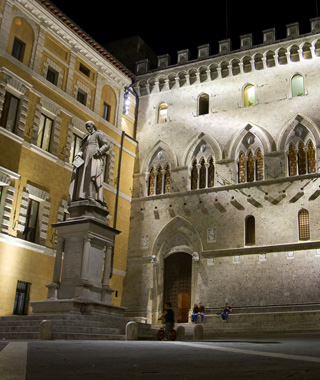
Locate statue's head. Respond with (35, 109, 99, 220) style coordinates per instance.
(85, 120, 96, 133)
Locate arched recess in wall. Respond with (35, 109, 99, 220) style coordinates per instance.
(7, 15, 36, 67)
(153, 217, 202, 260)
(226, 123, 275, 162)
(277, 114, 320, 152)
(141, 139, 178, 174)
(278, 114, 319, 176)
(151, 216, 203, 323)
(198, 93, 209, 115)
(183, 132, 222, 166)
(100, 84, 117, 125)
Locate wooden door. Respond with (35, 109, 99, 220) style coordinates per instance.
(164, 253, 192, 323)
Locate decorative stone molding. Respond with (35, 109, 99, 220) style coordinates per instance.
(31, 96, 62, 157)
(41, 57, 64, 89)
(17, 184, 50, 246)
(0, 68, 32, 138)
(0, 167, 18, 234)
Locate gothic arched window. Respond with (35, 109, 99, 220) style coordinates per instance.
(307, 141, 316, 173)
(164, 165, 171, 194)
(288, 144, 297, 176)
(256, 149, 264, 181)
(191, 159, 198, 190)
(199, 159, 206, 189)
(208, 157, 215, 187)
(156, 166, 162, 195)
(297, 142, 306, 175)
(247, 151, 255, 182)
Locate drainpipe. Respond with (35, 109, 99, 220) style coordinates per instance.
(110, 83, 139, 278)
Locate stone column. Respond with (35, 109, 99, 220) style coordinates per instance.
(196, 164, 201, 189)
(286, 52, 291, 64)
(191, 252, 200, 312)
(161, 169, 166, 194)
(151, 255, 158, 323)
(239, 62, 244, 74)
(145, 172, 150, 196)
(154, 171, 159, 195)
(205, 162, 210, 188)
(262, 56, 267, 69)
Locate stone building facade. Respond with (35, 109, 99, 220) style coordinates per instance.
(0, 0, 137, 315)
(122, 20, 320, 323)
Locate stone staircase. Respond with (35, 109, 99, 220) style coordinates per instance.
(0, 314, 126, 340)
(2, 304, 320, 340)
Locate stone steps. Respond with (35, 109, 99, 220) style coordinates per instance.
(173, 309, 320, 337)
(0, 314, 125, 340)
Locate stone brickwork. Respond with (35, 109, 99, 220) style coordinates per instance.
(123, 19, 320, 324)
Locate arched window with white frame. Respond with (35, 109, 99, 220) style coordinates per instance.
(244, 84, 255, 107)
(158, 103, 168, 123)
(291, 74, 304, 98)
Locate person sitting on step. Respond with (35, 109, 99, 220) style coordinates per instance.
(221, 302, 232, 322)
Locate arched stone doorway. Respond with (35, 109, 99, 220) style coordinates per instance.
(163, 252, 192, 323)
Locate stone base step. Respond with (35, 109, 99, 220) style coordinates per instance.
(0, 332, 38, 339)
(150, 310, 320, 338)
(0, 313, 125, 340)
(51, 333, 125, 340)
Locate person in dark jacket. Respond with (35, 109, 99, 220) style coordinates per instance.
(191, 303, 200, 322)
(199, 302, 205, 323)
(158, 302, 175, 340)
(221, 303, 232, 322)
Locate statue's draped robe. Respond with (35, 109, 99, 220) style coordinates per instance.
(68, 130, 110, 206)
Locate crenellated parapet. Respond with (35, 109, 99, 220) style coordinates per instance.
(134, 18, 320, 96)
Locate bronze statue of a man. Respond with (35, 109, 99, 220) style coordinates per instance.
(68, 121, 110, 207)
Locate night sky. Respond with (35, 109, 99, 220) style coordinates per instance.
(50, 0, 320, 63)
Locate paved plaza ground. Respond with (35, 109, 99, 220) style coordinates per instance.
(1, 334, 320, 379)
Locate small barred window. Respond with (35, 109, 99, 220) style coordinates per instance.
(298, 209, 310, 240)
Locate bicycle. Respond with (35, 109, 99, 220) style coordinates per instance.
(156, 321, 176, 341)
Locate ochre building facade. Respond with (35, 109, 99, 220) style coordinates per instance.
(0, 0, 137, 316)
(122, 21, 320, 323)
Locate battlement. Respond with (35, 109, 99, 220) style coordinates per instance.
(135, 18, 320, 75)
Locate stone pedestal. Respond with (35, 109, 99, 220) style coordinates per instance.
(31, 200, 124, 317)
